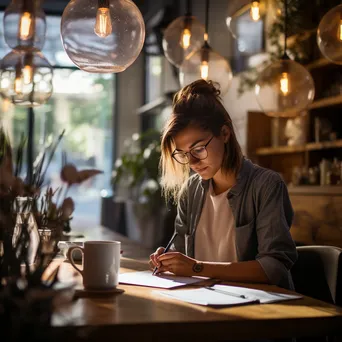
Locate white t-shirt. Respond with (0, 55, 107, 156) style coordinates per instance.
(194, 180, 238, 262)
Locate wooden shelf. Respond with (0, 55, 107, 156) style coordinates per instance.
(306, 140, 342, 151)
(256, 145, 306, 156)
(308, 95, 342, 109)
(288, 185, 342, 196)
(256, 139, 342, 156)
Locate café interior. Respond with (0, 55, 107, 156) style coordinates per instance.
(0, 0, 341, 341)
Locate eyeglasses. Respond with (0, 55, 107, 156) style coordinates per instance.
(172, 136, 214, 165)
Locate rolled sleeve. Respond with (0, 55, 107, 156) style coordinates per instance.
(255, 180, 298, 287)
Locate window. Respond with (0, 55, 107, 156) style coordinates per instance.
(0, 14, 115, 230)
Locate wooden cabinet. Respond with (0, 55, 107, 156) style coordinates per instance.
(246, 57, 342, 247)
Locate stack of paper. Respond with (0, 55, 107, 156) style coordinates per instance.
(156, 284, 302, 307)
(119, 271, 207, 289)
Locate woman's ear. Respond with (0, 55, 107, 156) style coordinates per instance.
(221, 125, 230, 143)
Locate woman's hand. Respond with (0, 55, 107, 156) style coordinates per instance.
(149, 247, 165, 270)
(156, 252, 196, 276)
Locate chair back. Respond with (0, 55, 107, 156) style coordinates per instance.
(291, 245, 342, 306)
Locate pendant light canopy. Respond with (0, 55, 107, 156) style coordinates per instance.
(162, 0, 205, 67)
(255, 0, 314, 117)
(60, 0, 145, 73)
(0, 47, 53, 107)
(179, 0, 232, 95)
(226, 1, 266, 40)
(3, 0, 46, 50)
(317, 4, 342, 65)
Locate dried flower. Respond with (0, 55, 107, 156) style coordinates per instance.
(60, 197, 75, 220)
(0, 167, 14, 188)
(77, 169, 103, 183)
(60, 164, 78, 185)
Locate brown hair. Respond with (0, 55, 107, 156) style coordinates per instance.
(160, 79, 243, 202)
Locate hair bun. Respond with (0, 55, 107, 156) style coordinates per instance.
(188, 79, 221, 98)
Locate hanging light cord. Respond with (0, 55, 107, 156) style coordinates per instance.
(283, 0, 288, 59)
(185, 0, 192, 16)
(205, 0, 209, 35)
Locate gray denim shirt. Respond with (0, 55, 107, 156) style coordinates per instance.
(171, 158, 298, 290)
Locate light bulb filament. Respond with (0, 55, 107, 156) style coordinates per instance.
(181, 28, 191, 49)
(14, 76, 24, 94)
(339, 19, 342, 41)
(200, 61, 209, 80)
(23, 65, 33, 84)
(19, 11, 33, 40)
(250, 1, 261, 22)
(280, 72, 290, 95)
(94, 7, 112, 38)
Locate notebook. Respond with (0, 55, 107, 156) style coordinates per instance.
(156, 284, 302, 306)
(119, 270, 208, 289)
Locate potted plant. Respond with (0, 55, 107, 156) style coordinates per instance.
(111, 130, 174, 249)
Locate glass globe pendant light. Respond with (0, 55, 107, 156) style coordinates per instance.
(0, 47, 53, 107)
(179, 0, 233, 95)
(226, 1, 266, 40)
(3, 0, 46, 50)
(317, 4, 342, 65)
(255, 0, 315, 118)
(162, 0, 205, 68)
(60, 0, 145, 73)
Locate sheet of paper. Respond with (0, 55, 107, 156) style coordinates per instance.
(157, 287, 260, 306)
(119, 271, 207, 289)
(211, 285, 303, 304)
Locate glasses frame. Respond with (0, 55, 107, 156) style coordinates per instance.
(172, 135, 215, 165)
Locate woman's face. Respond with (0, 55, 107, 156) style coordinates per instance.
(173, 125, 229, 180)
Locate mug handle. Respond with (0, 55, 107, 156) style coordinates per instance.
(66, 246, 84, 275)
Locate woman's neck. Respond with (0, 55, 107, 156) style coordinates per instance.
(212, 169, 236, 195)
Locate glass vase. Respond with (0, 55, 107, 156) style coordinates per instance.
(13, 196, 40, 265)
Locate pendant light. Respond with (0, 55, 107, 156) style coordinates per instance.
(162, 0, 205, 68)
(255, 0, 315, 118)
(317, 4, 342, 65)
(60, 0, 145, 73)
(0, 47, 53, 107)
(226, 1, 266, 41)
(3, 0, 46, 50)
(179, 0, 233, 95)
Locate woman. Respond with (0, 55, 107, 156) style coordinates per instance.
(150, 79, 297, 290)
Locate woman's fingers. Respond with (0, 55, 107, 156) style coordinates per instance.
(149, 247, 165, 267)
(155, 265, 170, 274)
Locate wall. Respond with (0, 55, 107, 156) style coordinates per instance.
(115, 54, 145, 161)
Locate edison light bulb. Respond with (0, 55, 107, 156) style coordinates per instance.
(280, 72, 289, 95)
(19, 11, 34, 40)
(317, 4, 342, 65)
(181, 28, 191, 49)
(200, 61, 209, 80)
(250, 1, 260, 21)
(94, 7, 112, 38)
(255, 59, 314, 117)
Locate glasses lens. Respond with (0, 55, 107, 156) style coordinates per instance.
(173, 153, 189, 164)
(190, 146, 207, 160)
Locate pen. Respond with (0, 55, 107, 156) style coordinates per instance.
(152, 232, 178, 275)
(205, 286, 247, 299)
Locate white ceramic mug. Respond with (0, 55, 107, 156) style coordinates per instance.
(67, 240, 121, 290)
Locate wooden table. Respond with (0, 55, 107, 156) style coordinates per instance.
(50, 227, 342, 341)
